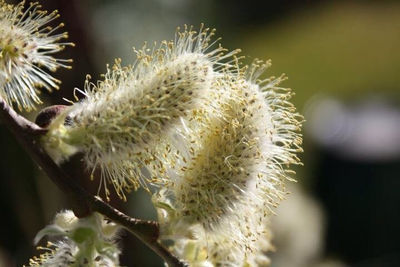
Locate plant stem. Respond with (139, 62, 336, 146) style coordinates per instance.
(0, 98, 186, 267)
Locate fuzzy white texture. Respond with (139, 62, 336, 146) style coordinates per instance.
(154, 60, 303, 266)
(44, 25, 239, 200)
(0, 0, 73, 111)
(41, 24, 303, 266)
(27, 210, 121, 267)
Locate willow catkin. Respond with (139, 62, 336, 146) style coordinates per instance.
(44, 25, 239, 199)
(0, 0, 73, 111)
(28, 210, 121, 267)
(154, 60, 303, 266)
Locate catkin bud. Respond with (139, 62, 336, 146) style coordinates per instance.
(0, 0, 73, 111)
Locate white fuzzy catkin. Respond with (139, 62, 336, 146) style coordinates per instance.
(154, 60, 303, 266)
(44, 25, 239, 199)
(27, 210, 121, 267)
(0, 0, 73, 111)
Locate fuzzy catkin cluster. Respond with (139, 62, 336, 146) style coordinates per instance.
(0, 0, 73, 111)
(0, 0, 302, 264)
(40, 24, 302, 266)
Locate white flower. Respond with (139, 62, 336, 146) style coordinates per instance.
(0, 0, 73, 111)
(27, 210, 121, 267)
(27, 240, 77, 267)
(43, 25, 239, 200)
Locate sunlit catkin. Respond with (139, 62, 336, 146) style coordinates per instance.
(44, 25, 239, 199)
(0, 0, 73, 111)
(155, 60, 303, 266)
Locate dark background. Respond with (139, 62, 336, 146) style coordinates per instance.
(1, 0, 400, 266)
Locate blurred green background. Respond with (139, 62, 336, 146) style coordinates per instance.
(1, 0, 400, 266)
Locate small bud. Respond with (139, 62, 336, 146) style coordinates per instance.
(35, 105, 69, 128)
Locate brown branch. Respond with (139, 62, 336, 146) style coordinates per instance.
(0, 98, 186, 267)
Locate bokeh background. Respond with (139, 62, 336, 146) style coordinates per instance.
(1, 0, 400, 266)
